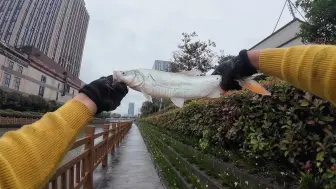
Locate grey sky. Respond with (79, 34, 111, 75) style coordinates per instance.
(80, 0, 297, 115)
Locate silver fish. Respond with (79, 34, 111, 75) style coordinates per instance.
(113, 69, 270, 108)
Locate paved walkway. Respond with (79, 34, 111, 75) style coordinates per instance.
(93, 124, 164, 189)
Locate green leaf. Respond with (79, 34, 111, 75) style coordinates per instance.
(321, 116, 334, 122)
(317, 162, 321, 167)
(300, 100, 309, 107)
(282, 140, 290, 144)
(330, 157, 336, 164)
(326, 170, 334, 178)
(251, 139, 257, 144)
(284, 151, 289, 157)
(316, 151, 325, 161)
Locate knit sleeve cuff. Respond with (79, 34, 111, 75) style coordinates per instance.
(259, 48, 287, 80)
(54, 99, 94, 131)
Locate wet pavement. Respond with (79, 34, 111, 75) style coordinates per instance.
(93, 124, 165, 189)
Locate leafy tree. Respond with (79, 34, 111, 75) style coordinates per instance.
(162, 98, 173, 109)
(140, 101, 159, 117)
(170, 32, 216, 73)
(29, 95, 48, 112)
(0, 89, 6, 106)
(95, 111, 111, 119)
(295, 0, 336, 44)
(212, 50, 235, 70)
(217, 51, 235, 65)
(111, 113, 121, 118)
(2, 92, 21, 110)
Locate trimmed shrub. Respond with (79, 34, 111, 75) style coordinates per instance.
(0, 89, 63, 113)
(0, 109, 42, 118)
(142, 77, 336, 188)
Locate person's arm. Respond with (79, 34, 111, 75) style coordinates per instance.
(248, 45, 336, 106)
(0, 94, 95, 189)
(0, 75, 128, 189)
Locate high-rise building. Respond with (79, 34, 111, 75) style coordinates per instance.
(0, 0, 89, 77)
(128, 102, 135, 116)
(152, 60, 172, 72)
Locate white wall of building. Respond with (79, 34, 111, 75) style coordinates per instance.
(249, 19, 305, 50)
(0, 52, 77, 103)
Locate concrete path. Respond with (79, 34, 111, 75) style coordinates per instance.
(93, 124, 164, 189)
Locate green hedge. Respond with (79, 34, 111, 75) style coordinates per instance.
(0, 89, 62, 113)
(0, 109, 42, 118)
(142, 77, 336, 188)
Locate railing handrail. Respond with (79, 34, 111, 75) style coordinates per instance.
(44, 121, 132, 189)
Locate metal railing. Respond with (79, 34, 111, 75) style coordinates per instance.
(43, 121, 132, 189)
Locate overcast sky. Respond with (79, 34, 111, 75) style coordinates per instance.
(80, 0, 298, 115)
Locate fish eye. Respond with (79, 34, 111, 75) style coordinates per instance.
(122, 72, 126, 75)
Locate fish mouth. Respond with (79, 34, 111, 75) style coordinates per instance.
(113, 71, 119, 81)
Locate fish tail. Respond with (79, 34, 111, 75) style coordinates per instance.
(238, 78, 271, 96)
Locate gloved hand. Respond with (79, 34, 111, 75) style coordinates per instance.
(79, 75, 128, 114)
(212, 49, 258, 91)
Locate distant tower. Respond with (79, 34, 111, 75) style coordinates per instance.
(152, 60, 172, 110)
(152, 60, 172, 72)
(128, 103, 135, 116)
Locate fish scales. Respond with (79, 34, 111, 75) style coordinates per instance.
(141, 70, 220, 98)
(113, 68, 271, 108)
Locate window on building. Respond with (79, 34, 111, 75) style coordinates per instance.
(7, 60, 14, 69)
(2, 73, 11, 88)
(56, 83, 60, 100)
(4, 34, 11, 43)
(38, 86, 45, 97)
(17, 65, 23, 74)
(67, 85, 70, 93)
(41, 75, 46, 83)
(13, 77, 20, 90)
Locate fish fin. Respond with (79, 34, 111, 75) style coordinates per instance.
(239, 79, 271, 96)
(142, 91, 152, 102)
(245, 73, 264, 80)
(179, 69, 202, 76)
(171, 97, 185, 108)
(207, 87, 222, 98)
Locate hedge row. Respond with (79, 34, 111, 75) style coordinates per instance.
(0, 109, 42, 118)
(0, 89, 62, 113)
(139, 123, 210, 189)
(142, 77, 336, 188)
(140, 122, 284, 188)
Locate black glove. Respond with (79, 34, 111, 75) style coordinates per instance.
(79, 75, 128, 114)
(212, 49, 258, 91)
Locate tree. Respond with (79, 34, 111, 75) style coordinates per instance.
(217, 51, 235, 65)
(95, 111, 111, 119)
(140, 101, 159, 117)
(111, 113, 121, 118)
(210, 51, 235, 70)
(295, 0, 336, 44)
(170, 32, 216, 73)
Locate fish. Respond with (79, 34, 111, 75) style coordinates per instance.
(113, 69, 270, 108)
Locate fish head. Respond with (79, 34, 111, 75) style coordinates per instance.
(113, 70, 144, 88)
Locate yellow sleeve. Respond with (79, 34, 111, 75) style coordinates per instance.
(0, 99, 93, 189)
(259, 45, 336, 106)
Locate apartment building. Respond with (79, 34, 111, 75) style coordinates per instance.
(152, 60, 172, 72)
(0, 41, 83, 103)
(0, 0, 89, 77)
(128, 102, 135, 117)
